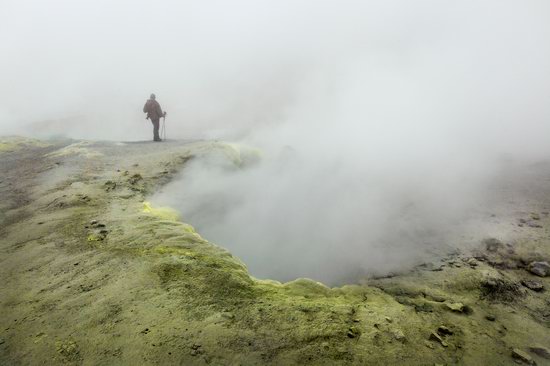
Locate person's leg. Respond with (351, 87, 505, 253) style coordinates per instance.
(151, 119, 160, 141)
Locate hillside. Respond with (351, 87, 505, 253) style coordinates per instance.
(0, 136, 549, 365)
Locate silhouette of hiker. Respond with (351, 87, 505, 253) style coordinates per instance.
(143, 93, 166, 141)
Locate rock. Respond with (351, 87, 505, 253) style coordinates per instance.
(221, 312, 235, 320)
(392, 329, 406, 342)
(512, 348, 535, 365)
(473, 254, 487, 262)
(529, 345, 550, 359)
(485, 315, 496, 321)
(480, 271, 522, 302)
(437, 326, 453, 336)
(527, 262, 550, 277)
(129, 173, 143, 185)
(484, 238, 503, 252)
(55, 340, 80, 361)
(104, 180, 117, 191)
(429, 332, 448, 347)
(531, 213, 541, 220)
(347, 326, 361, 338)
(414, 303, 434, 313)
(427, 294, 446, 303)
(445, 302, 471, 314)
(521, 279, 544, 292)
(527, 222, 543, 228)
(467, 258, 478, 267)
(385, 316, 393, 323)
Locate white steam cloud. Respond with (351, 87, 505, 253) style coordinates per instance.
(2, 1, 550, 283)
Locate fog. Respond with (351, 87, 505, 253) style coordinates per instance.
(3, 1, 550, 283)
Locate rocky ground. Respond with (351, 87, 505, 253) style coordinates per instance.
(0, 136, 549, 365)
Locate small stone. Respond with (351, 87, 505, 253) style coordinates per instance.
(104, 181, 117, 191)
(90, 220, 98, 226)
(129, 173, 143, 185)
(385, 317, 393, 323)
(485, 315, 496, 321)
(531, 213, 541, 220)
(512, 348, 535, 365)
(428, 294, 446, 303)
(347, 326, 361, 338)
(484, 238, 503, 252)
(521, 279, 544, 292)
(467, 258, 478, 267)
(529, 345, 550, 359)
(527, 262, 550, 277)
(446, 302, 467, 313)
(221, 312, 235, 320)
(437, 326, 453, 336)
(429, 332, 448, 347)
(392, 329, 406, 342)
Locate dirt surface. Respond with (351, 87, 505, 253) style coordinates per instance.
(0, 136, 549, 365)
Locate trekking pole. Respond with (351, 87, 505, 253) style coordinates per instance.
(162, 115, 166, 140)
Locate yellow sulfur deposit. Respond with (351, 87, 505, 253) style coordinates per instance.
(142, 201, 182, 222)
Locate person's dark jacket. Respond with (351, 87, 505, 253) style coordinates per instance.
(143, 99, 164, 120)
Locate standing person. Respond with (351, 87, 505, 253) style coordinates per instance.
(143, 93, 166, 142)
